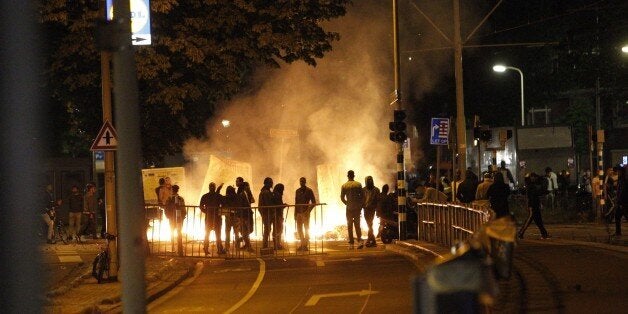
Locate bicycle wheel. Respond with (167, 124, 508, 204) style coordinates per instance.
(96, 253, 109, 284)
(57, 225, 68, 244)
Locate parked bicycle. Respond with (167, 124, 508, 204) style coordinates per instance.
(92, 233, 116, 284)
(53, 218, 68, 244)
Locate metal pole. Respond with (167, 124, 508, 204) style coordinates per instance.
(516, 68, 525, 126)
(392, 0, 406, 240)
(453, 0, 467, 179)
(112, 0, 146, 312)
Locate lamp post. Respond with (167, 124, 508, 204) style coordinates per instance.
(493, 65, 525, 126)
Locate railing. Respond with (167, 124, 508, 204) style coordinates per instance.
(144, 203, 326, 258)
(416, 201, 493, 247)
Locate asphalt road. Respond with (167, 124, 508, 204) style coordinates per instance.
(148, 243, 433, 313)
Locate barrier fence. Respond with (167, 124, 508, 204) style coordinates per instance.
(144, 203, 326, 258)
(416, 202, 493, 247)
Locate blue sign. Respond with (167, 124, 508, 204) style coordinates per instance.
(106, 0, 151, 45)
(430, 118, 449, 145)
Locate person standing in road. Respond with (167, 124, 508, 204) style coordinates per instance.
(159, 176, 173, 206)
(155, 178, 165, 204)
(456, 169, 478, 204)
(66, 185, 83, 241)
(545, 167, 558, 210)
(295, 177, 316, 251)
(258, 177, 274, 249)
(236, 177, 255, 237)
(166, 185, 186, 254)
(41, 184, 56, 244)
(487, 172, 511, 218)
(81, 183, 98, 240)
(362, 176, 380, 247)
(200, 182, 226, 255)
(341, 170, 365, 249)
(271, 183, 287, 250)
(499, 161, 515, 188)
(518, 173, 549, 239)
(224, 185, 254, 252)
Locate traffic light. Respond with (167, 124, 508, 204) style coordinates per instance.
(389, 109, 407, 143)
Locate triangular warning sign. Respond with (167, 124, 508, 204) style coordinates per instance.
(91, 120, 118, 151)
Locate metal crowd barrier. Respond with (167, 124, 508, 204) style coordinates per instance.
(416, 202, 492, 247)
(144, 203, 326, 258)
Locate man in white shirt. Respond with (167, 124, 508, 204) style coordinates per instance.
(545, 167, 558, 210)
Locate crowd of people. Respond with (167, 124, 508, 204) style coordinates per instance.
(41, 182, 105, 244)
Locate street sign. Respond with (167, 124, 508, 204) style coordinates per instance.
(106, 0, 151, 45)
(91, 120, 118, 151)
(430, 118, 449, 145)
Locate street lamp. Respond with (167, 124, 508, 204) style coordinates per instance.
(221, 119, 230, 128)
(622, 45, 628, 54)
(493, 64, 525, 126)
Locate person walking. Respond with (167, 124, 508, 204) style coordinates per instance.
(518, 173, 549, 239)
(341, 170, 365, 249)
(66, 185, 83, 241)
(363, 176, 380, 247)
(456, 169, 479, 204)
(294, 177, 316, 251)
(200, 182, 226, 255)
(258, 177, 274, 249)
(487, 172, 511, 218)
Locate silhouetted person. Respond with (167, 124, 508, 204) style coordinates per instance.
(272, 183, 287, 250)
(166, 185, 186, 254)
(363, 176, 380, 247)
(224, 185, 254, 252)
(614, 165, 626, 236)
(377, 184, 397, 237)
(295, 177, 316, 251)
(499, 160, 515, 187)
(236, 177, 255, 237)
(66, 185, 83, 241)
(456, 169, 478, 203)
(487, 172, 511, 218)
(200, 182, 225, 255)
(518, 173, 549, 239)
(341, 170, 364, 249)
(258, 177, 274, 249)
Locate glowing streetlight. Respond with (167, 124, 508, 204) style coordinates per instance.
(622, 45, 628, 54)
(493, 64, 525, 126)
(221, 119, 230, 128)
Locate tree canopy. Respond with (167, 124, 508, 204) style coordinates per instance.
(40, 0, 351, 164)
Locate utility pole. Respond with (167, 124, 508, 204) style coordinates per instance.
(99, 1, 117, 279)
(392, 0, 407, 240)
(453, 0, 467, 179)
(112, 0, 146, 312)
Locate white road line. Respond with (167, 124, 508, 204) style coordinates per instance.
(224, 258, 266, 314)
(359, 283, 373, 313)
(304, 289, 379, 306)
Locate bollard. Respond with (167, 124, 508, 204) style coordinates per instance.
(413, 243, 495, 314)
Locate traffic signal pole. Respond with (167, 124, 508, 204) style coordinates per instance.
(392, 0, 407, 240)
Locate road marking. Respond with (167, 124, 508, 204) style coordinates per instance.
(213, 267, 251, 273)
(224, 258, 266, 314)
(316, 257, 362, 267)
(58, 255, 82, 263)
(305, 290, 379, 306)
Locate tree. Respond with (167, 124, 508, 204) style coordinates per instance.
(40, 0, 351, 164)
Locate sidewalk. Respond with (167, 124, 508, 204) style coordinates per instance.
(43, 256, 192, 314)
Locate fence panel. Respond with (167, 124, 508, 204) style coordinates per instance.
(145, 203, 326, 258)
(416, 202, 492, 246)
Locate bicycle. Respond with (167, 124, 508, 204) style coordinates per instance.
(53, 218, 68, 244)
(92, 233, 116, 284)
